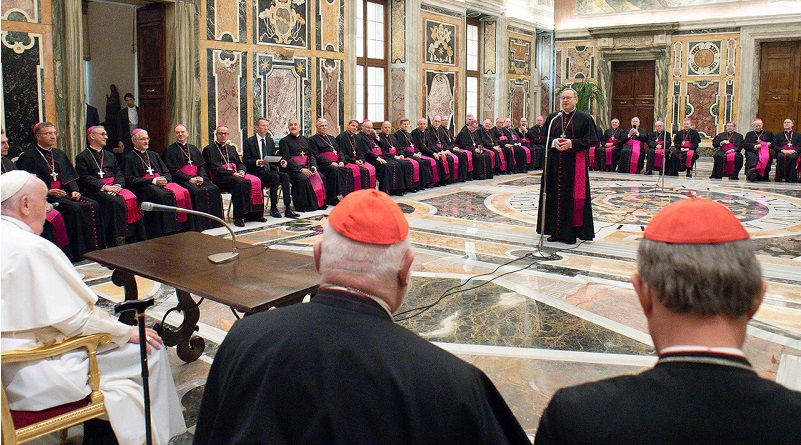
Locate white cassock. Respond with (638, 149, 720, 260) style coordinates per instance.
(1, 215, 186, 445)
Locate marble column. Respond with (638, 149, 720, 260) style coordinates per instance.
(168, 0, 201, 143)
(403, 0, 421, 119)
(495, 14, 508, 118)
(52, 0, 86, 159)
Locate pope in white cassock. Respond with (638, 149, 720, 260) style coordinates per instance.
(0, 170, 185, 444)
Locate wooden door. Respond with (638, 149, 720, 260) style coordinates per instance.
(137, 4, 168, 155)
(758, 41, 801, 132)
(611, 60, 655, 131)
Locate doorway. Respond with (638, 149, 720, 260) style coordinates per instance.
(611, 60, 655, 131)
(758, 40, 801, 131)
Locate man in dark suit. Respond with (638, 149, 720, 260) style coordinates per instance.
(86, 103, 100, 130)
(534, 197, 801, 445)
(242, 117, 297, 218)
(117, 93, 139, 154)
(194, 189, 531, 445)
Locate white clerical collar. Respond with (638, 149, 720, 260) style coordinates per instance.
(322, 284, 394, 320)
(660, 345, 745, 357)
(1, 215, 34, 234)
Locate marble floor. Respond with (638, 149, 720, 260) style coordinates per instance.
(37, 159, 801, 443)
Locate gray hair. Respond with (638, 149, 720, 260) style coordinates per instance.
(637, 239, 762, 317)
(320, 223, 410, 285)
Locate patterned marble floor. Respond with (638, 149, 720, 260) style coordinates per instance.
(39, 160, 801, 443)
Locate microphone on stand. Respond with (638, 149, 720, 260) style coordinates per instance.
(140, 202, 240, 264)
(535, 111, 563, 259)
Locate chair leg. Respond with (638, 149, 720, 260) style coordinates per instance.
(59, 428, 68, 445)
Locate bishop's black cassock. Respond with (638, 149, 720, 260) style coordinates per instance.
(537, 110, 597, 244)
(17, 145, 103, 259)
(279, 133, 327, 211)
(618, 126, 650, 174)
(335, 130, 372, 190)
(672, 129, 701, 177)
(411, 127, 447, 185)
(771, 130, 801, 182)
(309, 133, 354, 204)
(203, 141, 265, 221)
(395, 128, 434, 187)
(163, 142, 224, 230)
(355, 131, 405, 195)
(76, 146, 146, 245)
(597, 127, 625, 172)
(710, 131, 744, 180)
(422, 126, 458, 182)
(455, 126, 493, 180)
(378, 132, 418, 191)
(124, 149, 188, 238)
(743, 129, 774, 182)
(646, 130, 672, 175)
(526, 124, 547, 170)
(488, 126, 516, 174)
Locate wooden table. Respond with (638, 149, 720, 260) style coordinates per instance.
(85, 231, 319, 362)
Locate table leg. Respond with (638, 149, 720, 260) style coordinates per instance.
(154, 289, 205, 363)
(112, 269, 138, 326)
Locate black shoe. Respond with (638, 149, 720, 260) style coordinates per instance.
(249, 215, 267, 223)
(729, 176, 739, 181)
(233, 219, 245, 227)
(547, 236, 557, 242)
(269, 209, 281, 218)
(686, 171, 693, 178)
(644, 170, 653, 175)
(285, 210, 300, 218)
(746, 170, 758, 182)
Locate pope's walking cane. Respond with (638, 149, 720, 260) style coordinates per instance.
(115, 297, 155, 445)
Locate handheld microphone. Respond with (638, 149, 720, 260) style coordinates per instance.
(140, 202, 240, 264)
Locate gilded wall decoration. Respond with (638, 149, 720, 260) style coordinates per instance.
(391, 0, 405, 63)
(317, 58, 343, 132)
(255, 54, 311, 138)
(565, 45, 594, 80)
(257, 0, 308, 48)
(725, 38, 736, 77)
(508, 80, 530, 125)
(316, 0, 343, 52)
(2, 31, 43, 150)
(2, 0, 39, 22)
(207, 0, 246, 42)
(508, 37, 532, 77)
(390, 68, 406, 125)
(687, 41, 721, 76)
(482, 77, 495, 120)
(425, 71, 455, 130)
(577, 0, 749, 15)
(207, 49, 247, 151)
(686, 80, 719, 138)
(483, 21, 496, 74)
(424, 20, 456, 66)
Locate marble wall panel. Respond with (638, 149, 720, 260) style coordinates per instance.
(686, 80, 719, 138)
(508, 37, 532, 77)
(508, 80, 529, 124)
(256, 0, 308, 48)
(2, 31, 43, 150)
(316, 0, 343, 52)
(725, 38, 736, 77)
(424, 19, 456, 66)
(540, 84, 551, 115)
(317, 58, 343, 132)
(687, 40, 721, 76)
(483, 21, 496, 75)
(255, 54, 311, 138)
(554, 49, 562, 89)
(2, 0, 38, 22)
(482, 77, 495, 120)
(207, 0, 246, 42)
(425, 71, 455, 130)
(565, 44, 594, 80)
(391, 0, 405, 63)
(672, 41, 683, 77)
(390, 67, 406, 125)
(207, 49, 247, 150)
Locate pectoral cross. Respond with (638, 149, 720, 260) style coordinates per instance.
(301, 151, 305, 157)
(187, 157, 193, 165)
(146, 165, 155, 176)
(560, 133, 566, 138)
(50, 171, 59, 181)
(97, 170, 105, 179)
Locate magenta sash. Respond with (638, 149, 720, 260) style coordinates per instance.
(222, 163, 264, 205)
(522, 137, 532, 146)
(499, 136, 508, 141)
(100, 177, 141, 224)
(440, 154, 450, 175)
(406, 157, 420, 182)
(573, 152, 587, 227)
(626, 140, 642, 174)
(486, 148, 495, 169)
(345, 164, 362, 191)
(406, 146, 416, 154)
(45, 209, 69, 248)
(682, 140, 691, 148)
(371, 146, 383, 156)
(605, 138, 616, 166)
(756, 141, 769, 176)
(721, 142, 736, 175)
(588, 143, 597, 167)
(498, 149, 507, 171)
(447, 152, 459, 180)
(143, 173, 190, 223)
(388, 146, 398, 155)
(362, 162, 377, 189)
(309, 173, 326, 207)
(420, 155, 438, 184)
(654, 148, 664, 168)
(522, 146, 531, 165)
(462, 149, 474, 172)
(685, 149, 695, 168)
(320, 151, 339, 162)
(179, 164, 198, 176)
(51, 181, 63, 190)
(436, 143, 443, 149)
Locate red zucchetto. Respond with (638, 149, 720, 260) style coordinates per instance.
(644, 197, 749, 244)
(327, 189, 409, 245)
